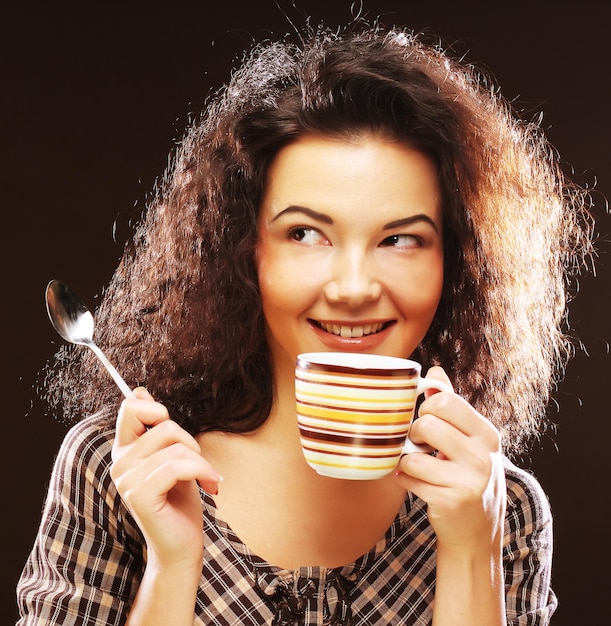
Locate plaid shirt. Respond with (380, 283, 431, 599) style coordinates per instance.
(17, 415, 557, 625)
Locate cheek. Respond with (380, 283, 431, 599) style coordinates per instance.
(404, 290, 442, 321)
(256, 265, 279, 316)
(392, 261, 444, 320)
(257, 240, 327, 312)
(426, 266, 445, 307)
(423, 273, 444, 319)
(256, 249, 297, 316)
(255, 242, 276, 300)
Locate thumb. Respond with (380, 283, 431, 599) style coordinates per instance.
(422, 365, 453, 398)
(133, 386, 155, 401)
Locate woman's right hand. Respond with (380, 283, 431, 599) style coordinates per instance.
(110, 387, 222, 571)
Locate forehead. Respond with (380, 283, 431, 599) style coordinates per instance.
(261, 133, 442, 222)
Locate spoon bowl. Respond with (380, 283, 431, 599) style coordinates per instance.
(46, 280, 135, 399)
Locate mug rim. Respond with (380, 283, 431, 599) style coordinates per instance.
(296, 352, 420, 376)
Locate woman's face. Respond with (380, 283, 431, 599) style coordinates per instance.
(256, 133, 444, 373)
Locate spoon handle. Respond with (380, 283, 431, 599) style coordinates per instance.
(85, 340, 136, 399)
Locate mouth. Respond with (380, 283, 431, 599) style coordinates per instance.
(310, 320, 394, 339)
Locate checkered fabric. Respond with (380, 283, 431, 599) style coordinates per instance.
(17, 415, 557, 625)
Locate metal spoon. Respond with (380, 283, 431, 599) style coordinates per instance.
(45, 280, 135, 399)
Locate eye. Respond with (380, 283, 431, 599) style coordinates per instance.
(289, 227, 328, 245)
(380, 234, 422, 249)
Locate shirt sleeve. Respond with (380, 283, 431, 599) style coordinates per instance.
(503, 459, 558, 626)
(16, 416, 145, 626)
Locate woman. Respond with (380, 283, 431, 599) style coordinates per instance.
(17, 25, 593, 625)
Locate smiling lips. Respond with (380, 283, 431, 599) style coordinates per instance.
(314, 321, 393, 338)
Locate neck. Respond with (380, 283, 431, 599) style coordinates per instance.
(252, 349, 304, 446)
(196, 353, 409, 568)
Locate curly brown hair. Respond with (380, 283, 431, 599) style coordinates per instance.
(44, 25, 593, 456)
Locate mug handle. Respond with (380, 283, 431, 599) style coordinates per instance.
(401, 378, 452, 455)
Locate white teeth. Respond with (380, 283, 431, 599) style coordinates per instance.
(319, 322, 385, 338)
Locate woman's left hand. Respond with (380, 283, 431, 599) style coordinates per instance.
(396, 366, 506, 554)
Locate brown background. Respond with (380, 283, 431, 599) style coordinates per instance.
(2, 1, 609, 624)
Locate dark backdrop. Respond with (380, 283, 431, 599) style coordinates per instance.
(3, 2, 609, 624)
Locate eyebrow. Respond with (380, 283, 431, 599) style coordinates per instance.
(271, 205, 439, 233)
(383, 215, 439, 233)
(271, 205, 333, 224)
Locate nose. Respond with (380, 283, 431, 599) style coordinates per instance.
(324, 248, 382, 307)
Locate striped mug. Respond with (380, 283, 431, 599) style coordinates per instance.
(295, 352, 451, 480)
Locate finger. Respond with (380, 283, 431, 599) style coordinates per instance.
(418, 390, 498, 444)
(149, 461, 222, 501)
(112, 419, 203, 472)
(396, 473, 456, 509)
(397, 448, 490, 498)
(114, 395, 171, 447)
(114, 444, 222, 502)
(409, 411, 468, 459)
(396, 455, 489, 520)
(397, 450, 449, 487)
